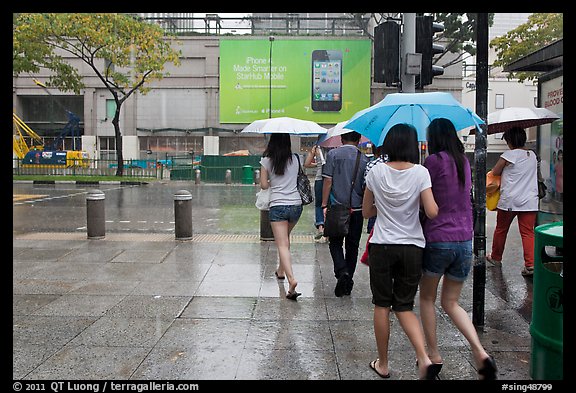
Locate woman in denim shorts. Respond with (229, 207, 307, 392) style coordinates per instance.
(260, 133, 303, 300)
(420, 118, 497, 380)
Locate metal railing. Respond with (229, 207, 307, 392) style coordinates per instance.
(13, 158, 161, 179)
(137, 15, 368, 36)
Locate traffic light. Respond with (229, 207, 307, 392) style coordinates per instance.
(416, 15, 444, 89)
(373, 21, 400, 86)
(419, 142, 428, 163)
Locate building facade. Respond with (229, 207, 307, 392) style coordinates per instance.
(14, 13, 530, 164)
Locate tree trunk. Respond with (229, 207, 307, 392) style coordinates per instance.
(112, 110, 124, 177)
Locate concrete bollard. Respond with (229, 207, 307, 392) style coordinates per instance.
(195, 169, 201, 185)
(260, 209, 275, 241)
(174, 190, 193, 240)
(86, 189, 105, 239)
(225, 169, 232, 184)
(253, 169, 260, 185)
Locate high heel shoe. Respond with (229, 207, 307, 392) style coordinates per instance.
(423, 363, 443, 380)
(416, 360, 442, 380)
(478, 356, 497, 380)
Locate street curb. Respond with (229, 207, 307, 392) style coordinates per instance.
(13, 180, 149, 185)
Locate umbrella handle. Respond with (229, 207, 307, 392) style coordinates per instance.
(470, 110, 484, 135)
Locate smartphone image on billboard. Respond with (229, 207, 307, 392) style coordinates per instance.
(312, 50, 342, 112)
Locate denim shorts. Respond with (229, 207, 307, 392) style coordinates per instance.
(269, 204, 303, 223)
(422, 240, 473, 282)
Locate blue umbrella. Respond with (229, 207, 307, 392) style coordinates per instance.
(344, 92, 484, 145)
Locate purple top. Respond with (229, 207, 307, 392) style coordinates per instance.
(423, 151, 473, 242)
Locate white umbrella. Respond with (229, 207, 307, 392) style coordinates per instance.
(317, 121, 371, 148)
(486, 107, 560, 134)
(241, 116, 327, 135)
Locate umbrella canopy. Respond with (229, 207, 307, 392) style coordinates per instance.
(241, 116, 327, 135)
(317, 121, 371, 148)
(486, 107, 560, 134)
(344, 92, 484, 145)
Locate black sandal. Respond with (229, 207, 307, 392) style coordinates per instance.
(478, 356, 497, 380)
(275, 271, 285, 280)
(286, 290, 301, 300)
(416, 360, 443, 380)
(422, 363, 443, 380)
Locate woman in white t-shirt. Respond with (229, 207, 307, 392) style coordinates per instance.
(487, 127, 539, 277)
(260, 133, 303, 300)
(362, 123, 439, 380)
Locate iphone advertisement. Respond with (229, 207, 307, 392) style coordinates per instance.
(219, 38, 371, 123)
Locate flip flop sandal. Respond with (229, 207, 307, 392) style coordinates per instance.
(370, 359, 390, 379)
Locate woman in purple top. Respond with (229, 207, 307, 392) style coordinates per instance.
(419, 118, 497, 380)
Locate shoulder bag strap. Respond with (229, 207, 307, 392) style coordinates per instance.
(530, 149, 544, 181)
(348, 149, 361, 208)
(294, 153, 304, 174)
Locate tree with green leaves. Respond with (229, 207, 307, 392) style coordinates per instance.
(431, 13, 494, 68)
(13, 13, 182, 176)
(490, 13, 563, 83)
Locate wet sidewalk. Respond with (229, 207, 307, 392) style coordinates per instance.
(13, 183, 534, 381)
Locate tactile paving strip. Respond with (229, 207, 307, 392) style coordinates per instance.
(13, 232, 315, 243)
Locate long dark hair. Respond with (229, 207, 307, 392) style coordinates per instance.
(263, 133, 293, 175)
(380, 123, 419, 164)
(427, 118, 467, 187)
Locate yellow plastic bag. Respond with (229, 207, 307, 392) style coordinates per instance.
(486, 170, 501, 211)
(486, 188, 500, 211)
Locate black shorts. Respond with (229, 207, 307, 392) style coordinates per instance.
(368, 243, 423, 311)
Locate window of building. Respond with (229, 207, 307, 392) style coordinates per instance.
(495, 94, 505, 109)
(106, 99, 116, 120)
(99, 136, 117, 161)
(139, 135, 203, 160)
(19, 95, 84, 134)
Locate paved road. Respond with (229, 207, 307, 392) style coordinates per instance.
(14, 181, 280, 235)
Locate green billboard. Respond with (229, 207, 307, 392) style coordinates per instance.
(219, 38, 371, 124)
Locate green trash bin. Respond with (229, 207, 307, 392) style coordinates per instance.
(242, 165, 253, 184)
(530, 221, 563, 380)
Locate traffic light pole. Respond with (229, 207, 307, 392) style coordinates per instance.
(472, 13, 489, 328)
(400, 13, 416, 93)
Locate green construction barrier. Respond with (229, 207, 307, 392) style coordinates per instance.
(530, 221, 563, 380)
(170, 166, 194, 180)
(200, 155, 261, 183)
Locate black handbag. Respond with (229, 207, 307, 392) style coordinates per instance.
(538, 180, 547, 199)
(323, 150, 361, 238)
(324, 204, 352, 237)
(295, 154, 313, 205)
(533, 150, 547, 199)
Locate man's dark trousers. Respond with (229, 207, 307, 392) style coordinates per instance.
(328, 209, 364, 280)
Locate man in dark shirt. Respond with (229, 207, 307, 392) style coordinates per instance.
(321, 131, 369, 297)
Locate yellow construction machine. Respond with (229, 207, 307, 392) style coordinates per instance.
(13, 111, 89, 168)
